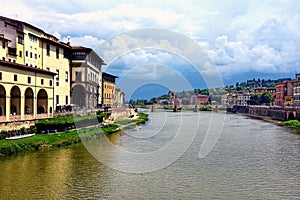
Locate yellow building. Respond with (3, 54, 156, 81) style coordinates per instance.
(41, 35, 71, 110)
(102, 72, 117, 107)
(0, 35, 10, 59)
(0, 16, 71, 113)
(0, 59, 55, 122)
(0, 15, 109, 127)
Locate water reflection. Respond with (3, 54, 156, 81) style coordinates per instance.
(0, 112, 299, 199)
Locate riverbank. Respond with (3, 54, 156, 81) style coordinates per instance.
(0, 124, 118, 156)
(0, 112, 149, 157)
(233, 112, 300, 134)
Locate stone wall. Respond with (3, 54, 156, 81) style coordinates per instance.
(233, 105, 287, 121)
(110, 108, 135, 121)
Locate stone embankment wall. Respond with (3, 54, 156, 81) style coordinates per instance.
(232, 105, 287, 121)
(110, 108, 136, 121)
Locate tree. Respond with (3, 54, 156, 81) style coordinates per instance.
(150, 97, 157, 104)
(260, 92, 274, 105)
(249, 94, 259, 105)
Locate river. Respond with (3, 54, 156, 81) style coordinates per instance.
(0, 111, 299, 199)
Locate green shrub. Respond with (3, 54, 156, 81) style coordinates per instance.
(280, 120, 300, 127)
(35, 113, 106, 133)
(20, 127, 27, 135)
(0, 130, 8, 140)
(199, 106, 213, 111)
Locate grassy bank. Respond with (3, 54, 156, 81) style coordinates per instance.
(0, 124, 119, 157)
(0, 112, 149, 157)
(116, 112, 149, 128)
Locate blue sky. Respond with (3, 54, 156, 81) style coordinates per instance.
(2, 0, 300, 99)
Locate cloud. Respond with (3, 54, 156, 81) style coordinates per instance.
(1, 0, 300, 85)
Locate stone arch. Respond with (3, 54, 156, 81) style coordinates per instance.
(72, 84, 85, 108)
(0, 84, 5, 116)
(10, 86, 21, 115)
(37, 89, 48, 114)
(287, 112, 295, 120)
(24, 87, 34, 115)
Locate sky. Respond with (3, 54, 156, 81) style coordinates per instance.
(1, 0, 300, 99)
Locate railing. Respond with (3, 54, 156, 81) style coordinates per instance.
(23, 115, 34, 120)
(9, 115, 21, 121)
(36, 114, 51, 119)
(0, 116, 6, 122)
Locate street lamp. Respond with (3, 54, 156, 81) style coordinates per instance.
(96, 84, 100, 108)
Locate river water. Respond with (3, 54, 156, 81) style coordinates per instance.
(0, 112, 299, 199)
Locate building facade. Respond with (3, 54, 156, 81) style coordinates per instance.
(0, 60, 55, 122)
(275, 81, 293, 106)
(237, 93, 251, 106)
(254, 87, 276, 95)
(190, 94, 210, 105)
(0, 16, 72, 116)
(0, 15, 128, 127)
(293, 74, 300, 107)
(102, 72, 117, 107)
(70, 46, 104, 109)
(114, 88, 125, 107)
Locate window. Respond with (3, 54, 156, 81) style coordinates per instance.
(34, 53, 37, 59)
(0, 72, 2, 80)
(41, 79, 44, 85)
(75, 71, 82, 81)
(2, 42, 5, 49)
(49, 80, 52, 86)
(19, 51, 22, 57)
(26, 51, 28, 57)
(72, 51, 86, 60)
(2, 57, 5, 61)
(56, 69, 59, 80)
(14, 74, 17, 81)
(28, 77, 31, 84)
(46, 44, 50, 56)
(56, 47, 59, 59)
(30, 52, 32, 58)
(29, 34, 37, 43)
(56, 95, 59, 105)
(65, 71, 68, 82)
(56, 70, 59, 86)
(66, 96, 68, 105)
(18, 36, 23, 44)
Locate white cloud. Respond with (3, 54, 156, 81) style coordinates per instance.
(1, 0, 300, 83)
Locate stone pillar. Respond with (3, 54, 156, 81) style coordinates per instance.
(194, 105, 198, 112)
(151, 105, 154, 112)
(33, 95, 37, 118)
(20, 94, 24, 120)
(5, 96, 10, 121)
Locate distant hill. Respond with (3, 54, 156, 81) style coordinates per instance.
(128, 77, 292, 105)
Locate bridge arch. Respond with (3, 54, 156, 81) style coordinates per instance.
(287, 111, 296, 120)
